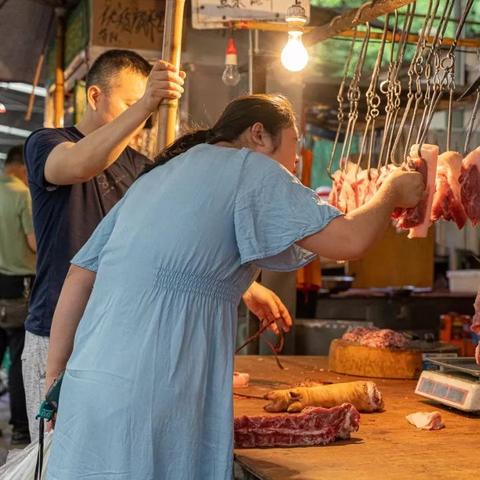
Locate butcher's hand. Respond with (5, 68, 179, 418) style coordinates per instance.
(381, 169, 425, 209)
(138, 60, 186, 113)
(243, 282, 292, 335)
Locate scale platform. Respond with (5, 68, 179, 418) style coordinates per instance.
(415, 357, 480, 412)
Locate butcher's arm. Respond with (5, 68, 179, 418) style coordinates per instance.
(44, 62, 184, 185)
(45, 265, 96, 391)
(44, 101, 152, 185)
(298, 170, 424, 260)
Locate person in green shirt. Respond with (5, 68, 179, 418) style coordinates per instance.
(0, 145, 36, 445)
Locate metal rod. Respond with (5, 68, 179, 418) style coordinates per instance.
(155, 0, 185, 153)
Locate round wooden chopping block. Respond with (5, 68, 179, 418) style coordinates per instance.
(328, 339, 423, 379)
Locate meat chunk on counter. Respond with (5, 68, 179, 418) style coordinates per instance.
(406, 411, 444, 430)
(234, 403, 360, 448)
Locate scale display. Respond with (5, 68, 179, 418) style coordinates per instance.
(415, 357, 480, 412)
(417, 376, 468, 405)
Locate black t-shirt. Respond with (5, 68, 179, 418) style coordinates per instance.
(24, 126, 149, 336)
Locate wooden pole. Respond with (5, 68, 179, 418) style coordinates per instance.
(304, 0, 416, 46)
(155, 0, 185, 153)
(53, 8, 66, 128)
(336, 29, 480, 49)
(25, 11, 54, 122)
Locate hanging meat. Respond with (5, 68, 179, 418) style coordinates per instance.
(459, 147, 480, 226)
(393, 144, 438, 238)
(329, 165, 360, 214)
(431, 151, 467, 229)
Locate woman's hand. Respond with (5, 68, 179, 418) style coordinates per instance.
(381, 169, 425, 209)
(243, 282, 292, 335)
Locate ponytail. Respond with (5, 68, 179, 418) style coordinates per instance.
(143, 94, 295, 174)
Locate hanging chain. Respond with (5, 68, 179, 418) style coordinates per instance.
(418, 0, 475, 149)
(464, 48, 480, 155)
(357, 14, 390, 174)
(327, 27, 358, 179)
(339, 22, 371, 171)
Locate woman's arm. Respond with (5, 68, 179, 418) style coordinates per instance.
(45, 265, 96, 391)
(298, 169, 425, 260)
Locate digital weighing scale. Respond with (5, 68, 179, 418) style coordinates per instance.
(415, 357, 480, 412)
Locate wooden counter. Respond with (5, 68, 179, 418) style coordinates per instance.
(234, 356, 479, 480)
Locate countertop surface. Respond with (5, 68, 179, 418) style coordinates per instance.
(234, 355, 479, 480)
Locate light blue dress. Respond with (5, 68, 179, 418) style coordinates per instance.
(46, 144, 341, 480)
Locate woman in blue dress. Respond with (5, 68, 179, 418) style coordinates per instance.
(45, 94, 424, 479)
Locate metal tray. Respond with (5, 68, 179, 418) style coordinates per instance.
(426, 357, 480, 377)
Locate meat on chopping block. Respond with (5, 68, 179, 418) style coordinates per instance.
(342, 327, 408, 349)
(395, 144, 439, 238)
(234, 403, 360, 448)
(406, 411, 444, 430)
(263, 380, 384, 413)
(459, 147, 480, 225)
(431, 151, 467, 229)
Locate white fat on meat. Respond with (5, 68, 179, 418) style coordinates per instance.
(460, 147, 480, 225)
(431, 151, 467, 229)
(406, 411, 444, 430)
(407, 144, 439, 239)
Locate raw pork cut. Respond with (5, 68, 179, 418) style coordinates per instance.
(470, 289, 480, 334)
(233, 372, 250, 388)
(406, 411, 444, 430)
(234, 403, 360, 448)
(342, 327, 408, 349)
(431, 151, 467, 229)
(395, 144, 439, 238)
(459, 147, 480, 225)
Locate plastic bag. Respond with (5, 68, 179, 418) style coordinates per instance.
(0, 431, 53, 479)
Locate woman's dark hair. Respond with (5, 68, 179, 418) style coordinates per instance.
(143, 94, 295, 174)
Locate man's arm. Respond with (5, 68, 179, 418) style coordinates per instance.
(44, 61, 185, 185)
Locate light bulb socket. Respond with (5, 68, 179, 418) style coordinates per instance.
(286, 3, 307, 26)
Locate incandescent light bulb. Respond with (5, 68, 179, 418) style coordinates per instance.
(281, 30, 309, 72)
(222, 37, 241, 87)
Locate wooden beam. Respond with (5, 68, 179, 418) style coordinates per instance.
(304, 0, 416, 46)
(54, 8, 66, 128)
(337, 29, 480, 49)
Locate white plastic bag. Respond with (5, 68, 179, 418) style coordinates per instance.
(0, 431, 53, 479)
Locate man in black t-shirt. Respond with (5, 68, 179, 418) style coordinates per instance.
(23, 49, 186, 440)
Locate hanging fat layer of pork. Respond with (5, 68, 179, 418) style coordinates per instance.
(431, 151, 468, 229)
(459, 147, 480, 226)
(393, 144, 439, 239)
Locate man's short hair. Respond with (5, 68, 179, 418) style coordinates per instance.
(5, 145, 23, 166)
(86, 49, 152, 92)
